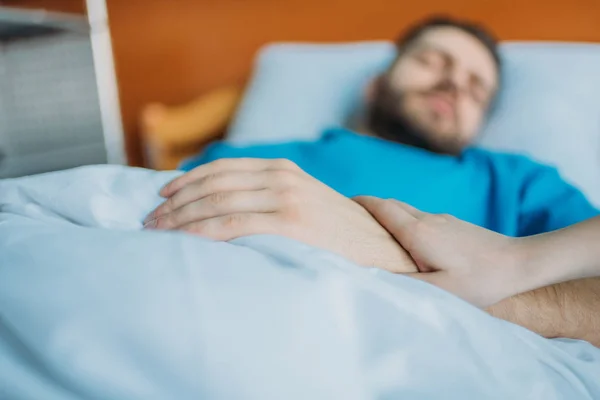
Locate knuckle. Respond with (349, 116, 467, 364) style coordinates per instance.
(190, 214, 255, 241)
(273, 158, 299, 170)
(420, 213, 452, 227)
(197, 172, 222, 191)
(432, 213, 454, 223)
(210, 158, 230, 169)
(200, 172, 219, 184)
(411, 219, 429, 238)
(208, 158, 236, 173)
(439, 213, 455, 222)
(207, 192, 229, 207)
(163, 195, 176, 212)
(269, 169, 296, 184)
(413, 212, 432, 225)
(277, 186, 300, 206)
(222, 213, 246, 229)
(182, 221, 207, 236)
(161, 181, 173, 194)
(379, 199, 399, 214)
(277, 192, 303, 224)
(154, 214, 172, 229)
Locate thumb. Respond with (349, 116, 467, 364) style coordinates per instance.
(405, 271, 441, 286)
(354, 196, 419, 244)
(406, 272, 483, 308)
(405, 271, 457, 297)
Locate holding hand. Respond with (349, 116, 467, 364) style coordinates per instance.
(145, 159, 417, 274)
(356, 197, 600, 309)
(356, 196, 525, 308)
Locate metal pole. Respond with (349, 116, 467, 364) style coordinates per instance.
(87, 0, 126, 165)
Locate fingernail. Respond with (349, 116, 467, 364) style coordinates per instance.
(159, 184, 170, 197)
(143, 214, 153, 224)
(143, 219, 157, 229)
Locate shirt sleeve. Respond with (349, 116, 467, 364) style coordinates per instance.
(518, 165, 599, 236)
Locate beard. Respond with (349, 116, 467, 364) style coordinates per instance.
(367, 97, 434, 152)
(366, 79, 463, 155)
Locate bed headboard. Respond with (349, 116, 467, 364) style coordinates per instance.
(106, 0, 600, 166)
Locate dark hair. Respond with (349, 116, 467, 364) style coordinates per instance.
(396, 15, 501, 73)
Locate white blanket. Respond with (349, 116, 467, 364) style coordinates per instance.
(0, 165, 599, 400)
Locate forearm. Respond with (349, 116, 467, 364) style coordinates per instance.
(490, 217, 600, 346)
(488, 278, 600, 347)
(517, 216, 600, 294)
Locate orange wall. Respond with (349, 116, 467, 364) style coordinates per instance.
(106, 0, 600, 166)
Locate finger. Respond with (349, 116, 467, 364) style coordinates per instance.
(406, 272, 485, 307)
(405, 271, 440, 285)
(148, 171, 271, 223)
(147, 190, 278, 230)
(178, 212, 281, 241)
(354, 197, 420, 243)
(160, 158, 298, 197)
(405, 272, 460, 297)
(355, 196, 424, 219)
(387, 199, 426, 218)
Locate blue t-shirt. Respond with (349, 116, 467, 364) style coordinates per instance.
(181, 128, 598, 236)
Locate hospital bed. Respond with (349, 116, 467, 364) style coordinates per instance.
(2, 37, 600, 400)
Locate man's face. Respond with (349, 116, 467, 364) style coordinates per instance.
(369, 26, 499, 154)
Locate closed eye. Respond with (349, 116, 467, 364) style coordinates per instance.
(414, 50, 446, 69)
(469, 75, 491, 105)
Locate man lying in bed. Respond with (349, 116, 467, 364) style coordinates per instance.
(143, 16, 600, 346)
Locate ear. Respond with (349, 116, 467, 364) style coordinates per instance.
(364, 75, 382, 104)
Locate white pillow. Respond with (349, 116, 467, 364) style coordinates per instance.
(227, 42, 396, 144)
(477, 43, 600, 207)
(227, 41, 600, 207)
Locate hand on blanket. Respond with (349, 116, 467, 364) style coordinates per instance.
(356, 196, 521, 308)
(144, 158, 417, 273)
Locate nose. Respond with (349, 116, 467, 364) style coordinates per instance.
(445, 66, 470, 98)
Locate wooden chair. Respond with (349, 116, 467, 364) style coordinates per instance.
(139, 85, 243, 170)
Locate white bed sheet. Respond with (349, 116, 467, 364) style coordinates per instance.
(0, 166, 599, 400)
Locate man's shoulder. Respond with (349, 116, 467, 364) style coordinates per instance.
(209, 128, 358, 152)
(180, 129, 358, 170)
(464, 147, 553, 172)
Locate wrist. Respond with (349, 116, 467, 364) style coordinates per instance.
(511, 234, 574, 295)
(497, 238, 537, 300)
